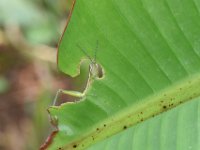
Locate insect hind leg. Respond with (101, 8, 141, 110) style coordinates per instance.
(53, 89, 85, 105)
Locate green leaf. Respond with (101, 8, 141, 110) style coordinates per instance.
(87, 97, 200, 150)
(44, 0, 200, 149)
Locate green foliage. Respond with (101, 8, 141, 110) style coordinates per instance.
(0, 76, 9, 94)
(46, 0, 200, 149)
(0, 0, 67, 44)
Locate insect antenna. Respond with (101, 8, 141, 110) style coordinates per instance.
(76, 44, 93, 63)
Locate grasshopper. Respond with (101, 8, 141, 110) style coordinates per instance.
(53, 41, 102, 105)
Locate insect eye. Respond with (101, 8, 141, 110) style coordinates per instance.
(96, 64, 103, 78)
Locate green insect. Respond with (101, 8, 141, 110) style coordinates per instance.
(53, 41, 102, 105)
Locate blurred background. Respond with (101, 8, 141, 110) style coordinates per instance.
(0, 0, 89, 149)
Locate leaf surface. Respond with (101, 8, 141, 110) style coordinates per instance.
(45, 0, 200, 149)
(87, 98, 200, 150)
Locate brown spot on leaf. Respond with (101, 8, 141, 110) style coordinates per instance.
(163, 105, 167, 109)
(92, 136, 94, 140)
